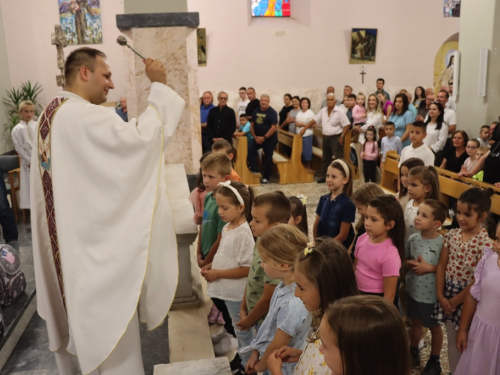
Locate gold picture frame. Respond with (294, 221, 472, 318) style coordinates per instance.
(349, 28, 377, 64)
(197, 28, 207, 66)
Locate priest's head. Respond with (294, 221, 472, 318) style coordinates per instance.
(65, 47, 115, 105)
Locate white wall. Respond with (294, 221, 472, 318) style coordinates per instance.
(124, 0, 187, 14)
(189, 0, 460, 103)
(0, 0, 127, 107)
(0, 2, 11, 153)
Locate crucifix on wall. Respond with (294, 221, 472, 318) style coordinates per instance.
(51, 25, 68, 88)
(360, 65, 366, 84)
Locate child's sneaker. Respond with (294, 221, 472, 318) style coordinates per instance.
(410, 351, 420, 367)
(208, 304, 219, 324)
(213, 332, 237, 355)
(421, 360, 441, 375)
(211, 328, 226, 343)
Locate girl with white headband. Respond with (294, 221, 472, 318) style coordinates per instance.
(201, 181, 256, 371)
(313, 159, 356, 250)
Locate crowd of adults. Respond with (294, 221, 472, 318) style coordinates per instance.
(199, 79, 500, 187)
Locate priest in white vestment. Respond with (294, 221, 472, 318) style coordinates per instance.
(12, 100, 37, 209)
(31, 47, 184, 375)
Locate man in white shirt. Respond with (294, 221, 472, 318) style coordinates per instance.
(436, 90, 457, 134)
(31, 47, 184, 375)
(399, 122, 435, 167)
(301, 93, 351, 182)
(237, 86, 250, 116)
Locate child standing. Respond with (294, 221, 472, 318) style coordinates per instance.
(360, 126, 379, 183)
(236, 192, 292, 370)
(11, 100, 37, 210)
(318, 296, 411, 375)
(189, 153, 211, 225)
(477, 124, 490, 147)
(352, 93, 367, 126)
(245, 225, 312, 375)
(313, 159, 356, 250)
(398, 158, 425, 210)
(351, 183, 385, 259)
(354, 195, 405, 303)
(288, 196, 308, 237)
(455, 222, 500, 375)
(202, 181, 255, 367)
(399, 121, 435, 167)
(267, 238, 360, 375)
(405, 200, 447, 375)
(461, 139, 480, 174)
(197, 153, 231, 327)
(434, 188, 494, 374)
(404, 166, 441, 241)
(212, 139, 241, 182)
(380, 122, 403, 170)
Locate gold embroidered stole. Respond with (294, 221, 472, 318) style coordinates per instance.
(37, 96, 68, 312)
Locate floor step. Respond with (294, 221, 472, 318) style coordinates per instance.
(154, 357, 231, 375)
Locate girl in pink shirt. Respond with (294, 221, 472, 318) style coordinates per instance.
(352, 93, 367, 125)
(354, 195, 405, 305)
(360, 126, 379, 183)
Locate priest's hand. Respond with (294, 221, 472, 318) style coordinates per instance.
(144, 58, 167, 85)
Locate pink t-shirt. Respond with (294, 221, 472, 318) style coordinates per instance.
(354, 233, 401, 293)
(352, 104, 367, 125)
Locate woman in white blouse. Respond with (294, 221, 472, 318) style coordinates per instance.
(352, 94, 383, 178)
(423, 101, 448, 166)
(295, 97, 315, 169)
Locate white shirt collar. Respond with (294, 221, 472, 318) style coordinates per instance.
(58, 91, 90, 103)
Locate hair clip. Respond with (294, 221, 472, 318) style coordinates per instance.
(303, 241, 315, 256)
(297, 194, 307, 205)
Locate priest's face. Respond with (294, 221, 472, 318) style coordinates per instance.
(88, 56, 115, 105)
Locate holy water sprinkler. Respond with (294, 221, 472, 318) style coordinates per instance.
(116, 36, 147, 60)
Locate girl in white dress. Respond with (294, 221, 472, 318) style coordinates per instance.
(11, 100, 37, 210)
(267, 238, 359, 375)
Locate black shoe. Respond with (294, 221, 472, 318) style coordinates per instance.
(261, 178, 269, 185)
(234, 365, 255, 375)
(230, 354, 241, 373)
(317, 177, 326, 183)
(411, 351, 420, 367)
(421, 360, 441, 375)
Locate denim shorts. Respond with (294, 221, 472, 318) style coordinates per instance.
(407, 295, 440, 328)
(302, 135, 313, 161)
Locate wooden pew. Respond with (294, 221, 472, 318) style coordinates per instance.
(435, 168, 500, 216)
(232, 136, 261, 186)
(380, 150, 400, 192)
(273, 129, 315, 184)
(379, 151, 500, 216)
(311, 127, 354, 172)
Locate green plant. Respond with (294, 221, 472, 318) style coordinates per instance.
(2, 81, 44, 134)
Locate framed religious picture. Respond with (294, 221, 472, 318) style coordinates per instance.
(443, 0, 461, 17)
(349, 28, 377, 64)
(197, 28, 207, 66)
(58, 0, 103, 45)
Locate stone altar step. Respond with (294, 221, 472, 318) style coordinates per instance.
(154, 357, 231, 375)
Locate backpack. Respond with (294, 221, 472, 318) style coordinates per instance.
(0, 244, 26, 307)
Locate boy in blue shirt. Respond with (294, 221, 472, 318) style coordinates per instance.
(234, 113, 254, 143)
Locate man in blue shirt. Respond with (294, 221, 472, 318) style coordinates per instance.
(116, 97, 128, 122)
(200, 91, 215, 153)
(248, 95, 278, 184)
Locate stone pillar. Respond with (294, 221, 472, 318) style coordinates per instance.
(117, 13, 202, 175)
(457, 0, 500, 133)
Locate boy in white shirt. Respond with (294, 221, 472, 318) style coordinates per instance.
(237, 86, 250, 116)
(399, 121, 435, 167)
(477, 125, 490, 147)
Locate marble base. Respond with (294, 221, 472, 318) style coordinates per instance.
(154, 357, 231, 375)
(121, 27, 202, 175)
